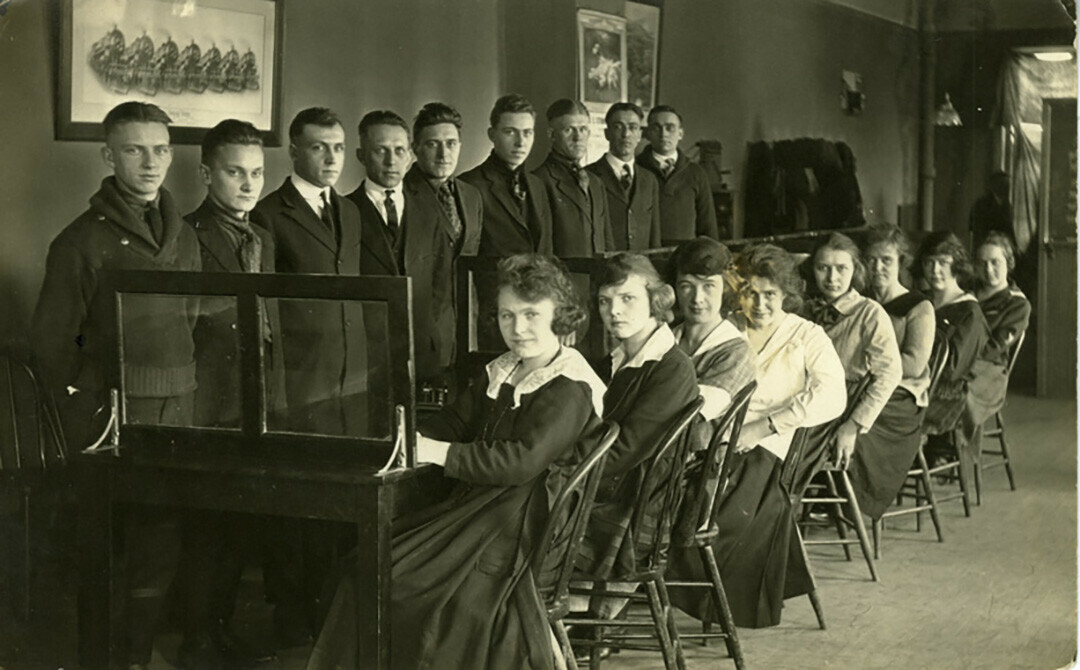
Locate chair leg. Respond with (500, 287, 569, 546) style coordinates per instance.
(21, 487, 32, 621)
(553, 620, 580, 670)
(823, 472, 853, 561)
(838, 470, 878, 582)
(644, 580, 678, 670)
(972, 426, 984, 506)
(794, 523, 826, 630)
(655, 576, 686, 670)
(872, 518, 882, 560)
(954, 433, 973, 517)
(701, 545, 745, 670)
(997, 413, 1018, 491)
(915, 447, 945, 543)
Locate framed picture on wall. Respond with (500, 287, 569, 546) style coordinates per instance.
(577, 9, 628, 111)
(57, 0, 284, 145)
(625, 0, 662, 112)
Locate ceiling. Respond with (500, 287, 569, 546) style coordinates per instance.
(823, 0, 1076, 32)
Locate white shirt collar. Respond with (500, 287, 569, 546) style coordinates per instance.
(611, 323, 676, 375)
(485, 347, 606, 418)
(831, 288, 863, 316)
(604, 152, 634, 178)
(672, 319, 745, 357)
(291, 174, 331, 215)
(362, 179, 406, 224)
(653, 149, 679, 164)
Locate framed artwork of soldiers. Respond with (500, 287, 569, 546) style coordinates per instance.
(57, 0, 284, 146)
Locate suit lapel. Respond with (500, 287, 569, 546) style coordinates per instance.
(406, 167, 457, 243)
(483, 158, 528, 228)
(331, 190, 359, 253)
(548, 158, 590, 217)
(353, 191, 398, 275)
(188, 201, 242, 272)
(278, 178, 337, 255)
(592, 159, 629, 206)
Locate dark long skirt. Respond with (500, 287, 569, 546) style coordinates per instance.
(667, 446, 812, 629)
(847, 389, 924, 519)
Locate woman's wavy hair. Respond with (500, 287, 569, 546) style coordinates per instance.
(806, 232, 867, 296)
(863, 223, 916, 287)
(596, 253, 676, 324)
(915, 231, 974, 288)
(666, 237, 737, 315)
(496, 254, 587, 336)
(977, 231, 1017, 273)
(732, 243, 805, 313)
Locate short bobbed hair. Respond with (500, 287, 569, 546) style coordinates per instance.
(496, 254, 586, 337)
(977, 231, 1017, 273)
(288, 107, 342, 143)
(597, 253, 676, 324)
(201, 119, 262, 165)
(733, 243, 805, 313)
(489, 94, 535, 127)
(915, 231, 974, 287)
(413, 101, 462, 138)
(103, 101, 172, 138)
(809, 232, 866, 294)
(666, 237, 733, 285)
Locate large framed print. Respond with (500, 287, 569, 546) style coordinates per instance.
(625, 0, 662, 112)
(577, 9, 628, 110)
(58, 0, 283, 146)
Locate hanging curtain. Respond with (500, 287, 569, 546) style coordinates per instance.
(992, 52, 1077, 254)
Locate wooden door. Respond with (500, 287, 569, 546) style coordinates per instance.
(1036, 98, 1077, 398)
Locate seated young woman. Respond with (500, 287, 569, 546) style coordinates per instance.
(306, 254, 608, 670)
(671, 243, 846, 629)
(917, 232, 991, 457)
(574, 253, 699, 594)
(846, 224, 937, 519)
(801, 232, 903, 508)
(966, 231, 1031, 428)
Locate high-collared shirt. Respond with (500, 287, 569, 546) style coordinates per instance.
(362, 178, 406, 226)
(610, 322, 676, 375)
(604, 152, 635, 181)
(290, 174, 333, 219)
(484, 346, 607, 418)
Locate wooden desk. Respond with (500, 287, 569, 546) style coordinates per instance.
(76, 452, 450, 670)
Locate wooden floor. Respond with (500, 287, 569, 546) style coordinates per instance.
(0, 393, 1075, 669)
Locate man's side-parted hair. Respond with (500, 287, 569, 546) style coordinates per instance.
(733, 243, 806, 313)
(489, 94, 536, 127)
(496, 254, 587, 336)
(546, 98, 589, 123)
(201, 119, 263, 165)
(103, 101, 172, 138)
(605, 102, 644, 125)
(597, 253, 677, 324)
(358, 110, 410, 142)
(288, 107, 342, 143)
(413, 102, 462, 139)
(647, 104, 683, 125)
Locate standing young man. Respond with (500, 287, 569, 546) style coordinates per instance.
(637, 104, 719, 243)
(587, 102, 662, 251)
(459, 94, 553, 256)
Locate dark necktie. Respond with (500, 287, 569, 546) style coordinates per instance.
(660, 157, 676, 179)
(511, 170, 527, 202)
(235, 225, 262, 274)
(319, 190, 337, 237)
(437, 182, 463, 242)
(384, 189, 399, 234)
(620, 164, 633, 196)
(807, 298, 843, 328)
(569, 163, 590, 194)
(146, 204, 164, 245)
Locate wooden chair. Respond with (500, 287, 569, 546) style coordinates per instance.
(530, 421, 621, 670)
(563, 397, 704, 670)
(975, 330, 1025, 503)
(664, 381, 757, 670)
(0, 351, 68, 620)
(791, 374, 878, 582)
(872, 338, 950, 557)
(921, 339, 974, 518)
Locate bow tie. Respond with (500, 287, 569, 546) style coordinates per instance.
(807, 299, 843, 327)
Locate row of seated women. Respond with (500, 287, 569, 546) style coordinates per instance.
(304, 224, 1030, 669)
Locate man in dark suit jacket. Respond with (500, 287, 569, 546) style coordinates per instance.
(587, 102, 662, 251)
(347, 106, 480, 387)
(637, 105, 719, 243)
(532, 98, 613, 258)
(459, 94, 553, 256)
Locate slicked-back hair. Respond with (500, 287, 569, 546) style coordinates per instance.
(496, 254, 586, 336)
(647, 104, 683, 125)
(808, 232, 867, 295)
(103, 101, 172, 138)
(489, 93, 535, 127)
(978, 230, 1017, 273)
(358, 110, 410, 143)
(605, 102, 644, 125)
(288, 107, 342, 143)
(915, 231, 974, 288)
(546, 98, 589, 123)
(597, 253, 677, 324)
(733, 243, 805, 313)
(201, 119, 263, 165)
(413, 102, 462, 138)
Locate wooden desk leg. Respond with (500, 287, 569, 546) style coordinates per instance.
(78, 465, 122, 669)
(355, 483, 392, 669)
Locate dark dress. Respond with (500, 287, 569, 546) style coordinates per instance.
(306, 349, 605, 670)
(965, 283, 1031, 427)
(922, 295, 991, 439)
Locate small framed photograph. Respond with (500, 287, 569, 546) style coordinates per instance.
(577, 9, 628, 112)
(57, 0, 284, 145)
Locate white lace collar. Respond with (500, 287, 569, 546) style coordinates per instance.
(485, 347, 606, 417)
(610, 323, 676, 375)
(672, 319, 745, 358)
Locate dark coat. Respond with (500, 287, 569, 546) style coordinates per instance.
(532, 154, 614, 258)
(459, 154, 554, 256)
(253, 177, 368, 436)
(185, 199, 286, 428)
(586, 157, 662, 251)
(978, 283, 1030, 367)
(31, 177, 201, 446)
(347, 167, 481, 383)
(638, 148, 719, 243)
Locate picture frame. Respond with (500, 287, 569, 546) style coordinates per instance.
(625, 0, 662, 112)
(57, 0, 284, 146)
(577, 8, 628, 112)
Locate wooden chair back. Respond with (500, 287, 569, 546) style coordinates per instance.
(926, 337, 952, 400)
(1005, 329, 1027, 379)
(0, 352, 67, 474)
